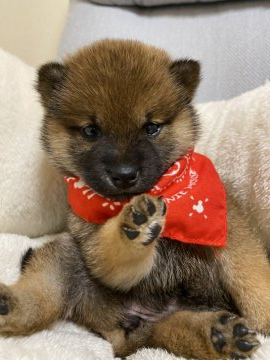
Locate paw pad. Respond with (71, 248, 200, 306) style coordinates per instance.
(143, 223, 162, 245)
(211, 328, 226, 353)
(161, 201, 167, 216)
(132, 209, 147, 225)
(233, 323, 254, 338)
(236, 340, 259, 352)
(146, 199, 156, 216)
(123, 227, 140, 240)
(0, 299, 9, 315)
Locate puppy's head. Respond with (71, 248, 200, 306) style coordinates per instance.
(37, 40, 200, 199)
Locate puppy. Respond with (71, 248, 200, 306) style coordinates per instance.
(0, 39, 269, 360)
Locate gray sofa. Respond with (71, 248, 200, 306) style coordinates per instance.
(59, 0, 270, 102)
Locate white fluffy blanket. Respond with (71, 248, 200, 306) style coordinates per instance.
(0, 48, 269, 359)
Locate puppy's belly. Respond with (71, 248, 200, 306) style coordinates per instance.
(126, 294, 237, 325)
(127, 298, 180, 322)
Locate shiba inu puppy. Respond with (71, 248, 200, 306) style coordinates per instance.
(0, 40, 269, 360)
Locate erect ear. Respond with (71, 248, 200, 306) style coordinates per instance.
(169, 59, 200, 101)
(37, 62, 67, 107)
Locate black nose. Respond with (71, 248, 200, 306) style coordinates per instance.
(108, 164, 139, 188)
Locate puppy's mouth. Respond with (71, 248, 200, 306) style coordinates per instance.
(101, 190, 146, 201)
(89, 183, 154, 201)
(83, 173, 160, 201)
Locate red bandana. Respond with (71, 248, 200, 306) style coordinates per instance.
(65, 151, 227, 247)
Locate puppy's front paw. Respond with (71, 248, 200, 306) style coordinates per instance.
(120, 195, 166, 246)
(210, 312, 260, 359)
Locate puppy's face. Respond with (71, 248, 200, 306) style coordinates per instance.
(38, 40, 200, 199)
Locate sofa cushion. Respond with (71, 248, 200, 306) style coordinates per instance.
(0, 48, 67, 237)
(196, 82, 270, 245)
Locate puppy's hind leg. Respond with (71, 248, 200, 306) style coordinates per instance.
(106, 310, 259, 360)
(220, 201, 270, 335)
(0, 234, 74, 336)
(148, 310, 259, 360)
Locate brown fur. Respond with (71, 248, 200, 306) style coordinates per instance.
(0, 40, 269, 360)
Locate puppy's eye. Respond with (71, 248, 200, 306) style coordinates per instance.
(144, 122, 162, 138)
(82, 124, 100, 140)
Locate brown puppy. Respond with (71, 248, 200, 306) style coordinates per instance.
(0, 40, 269, 360)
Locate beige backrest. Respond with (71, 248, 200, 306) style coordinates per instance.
(0, 0, 69, 66)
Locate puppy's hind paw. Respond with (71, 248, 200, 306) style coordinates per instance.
(0, 283, 20, 335)
(210, 312, 260, 359)
(0, 284, 16, 317)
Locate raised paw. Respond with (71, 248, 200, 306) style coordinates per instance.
(120, 195, 166, 246)
(210, 312, 260, 359)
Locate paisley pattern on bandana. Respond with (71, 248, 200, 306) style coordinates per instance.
(65, 151, 227, 247)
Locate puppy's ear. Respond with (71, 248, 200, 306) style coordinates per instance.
(37, 62, 67, 107)
(169, 59, 200, 101)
